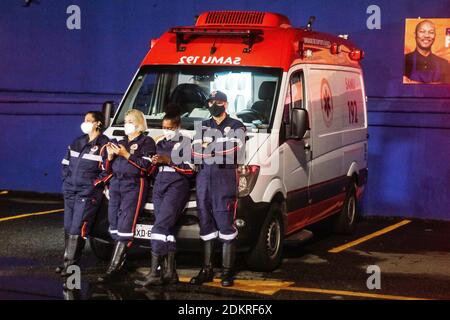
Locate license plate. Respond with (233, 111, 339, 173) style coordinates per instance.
(134, 224, 153, 239)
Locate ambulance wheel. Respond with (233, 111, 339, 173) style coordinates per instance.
(89, 238, 113, 261)
(333, 181, 358, 234)
(245, 202, 284, 271)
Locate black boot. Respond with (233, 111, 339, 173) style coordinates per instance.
(97, 241, 127, 283)
(221, 242, 236, 287)
(60, 235, 85, 277)
(55, 232, 70, 273)
(134, 252, 163, 286)
(190, 240, 215, 285)
(162, 251, 179, 284)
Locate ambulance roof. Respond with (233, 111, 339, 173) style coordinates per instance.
(141, 11, 363, 71)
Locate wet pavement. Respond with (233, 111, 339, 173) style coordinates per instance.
(0, 191, 449, 300)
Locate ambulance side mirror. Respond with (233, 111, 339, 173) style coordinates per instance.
(291, 108, 309, 140)
(102, 101, 115, 128)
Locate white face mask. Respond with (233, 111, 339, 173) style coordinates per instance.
(81, 121, 94, 134)
(124, 123, 137, 135)
(163, 129, 177, 141)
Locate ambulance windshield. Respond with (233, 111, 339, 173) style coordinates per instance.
(114, 65, 282, 130)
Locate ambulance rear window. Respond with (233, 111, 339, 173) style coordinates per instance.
(114, 65, 282, 130)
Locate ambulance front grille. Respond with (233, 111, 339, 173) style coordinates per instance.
(138, 210, 199, 227)
(205, 11, 265, 25)
(143, 186, 197, 209)
(139, 187, 198, 226)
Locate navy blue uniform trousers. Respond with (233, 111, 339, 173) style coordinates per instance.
(63, 184, 104, 237)
(151, 171, 190, 255)
(196, 165, 238, 243)
(108, 175, 148, 243)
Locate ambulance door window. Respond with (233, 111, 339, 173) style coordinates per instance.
(281, 71, 304, 143)
(132, 73, 157, 115)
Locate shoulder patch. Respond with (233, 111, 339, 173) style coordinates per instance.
(90, 145, 99, 153)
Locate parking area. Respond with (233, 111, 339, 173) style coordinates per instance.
(0, 190, 449, 300)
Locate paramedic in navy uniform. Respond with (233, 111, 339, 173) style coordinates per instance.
(135, 106, 194, 286)
(97, 109, 156, 283)
(58, 111, 109, 276)
(190, 91, 246, 287)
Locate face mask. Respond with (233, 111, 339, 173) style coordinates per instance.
(163, 129, 177, 141)
(81, 121, 94, 134)
(209, 103, 225, 117)
(124, 123, 137, 135)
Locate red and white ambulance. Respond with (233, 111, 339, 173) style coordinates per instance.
(91, 11, 368, 271)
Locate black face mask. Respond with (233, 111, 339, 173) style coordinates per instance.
(209, 103, 225, 117)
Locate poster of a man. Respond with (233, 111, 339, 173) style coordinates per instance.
(404, 19, 450, 84)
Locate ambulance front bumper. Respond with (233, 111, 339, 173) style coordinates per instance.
(133, 195, 270, 252)
(92, 188, 270, 252)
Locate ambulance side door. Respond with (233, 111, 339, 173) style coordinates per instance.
(307, 67, 349, 224)
(279, 69, 312, 234)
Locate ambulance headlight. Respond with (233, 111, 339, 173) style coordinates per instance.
(238, 165, 260, 197)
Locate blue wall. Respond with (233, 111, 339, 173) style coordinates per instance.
(0, 0, 449, 220)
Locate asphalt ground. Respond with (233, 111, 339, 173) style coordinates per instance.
(0, 190, 449, 301)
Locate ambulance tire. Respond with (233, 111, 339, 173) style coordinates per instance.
(245, 202, 284, 271)
(90, 238, 114, 261)
(333, 181, 358, 234)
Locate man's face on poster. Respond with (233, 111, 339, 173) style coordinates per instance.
(415, 21, 436, 51)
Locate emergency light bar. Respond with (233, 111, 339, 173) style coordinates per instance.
(170, 27, 263, 53)
(349, 49, 364, 61)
